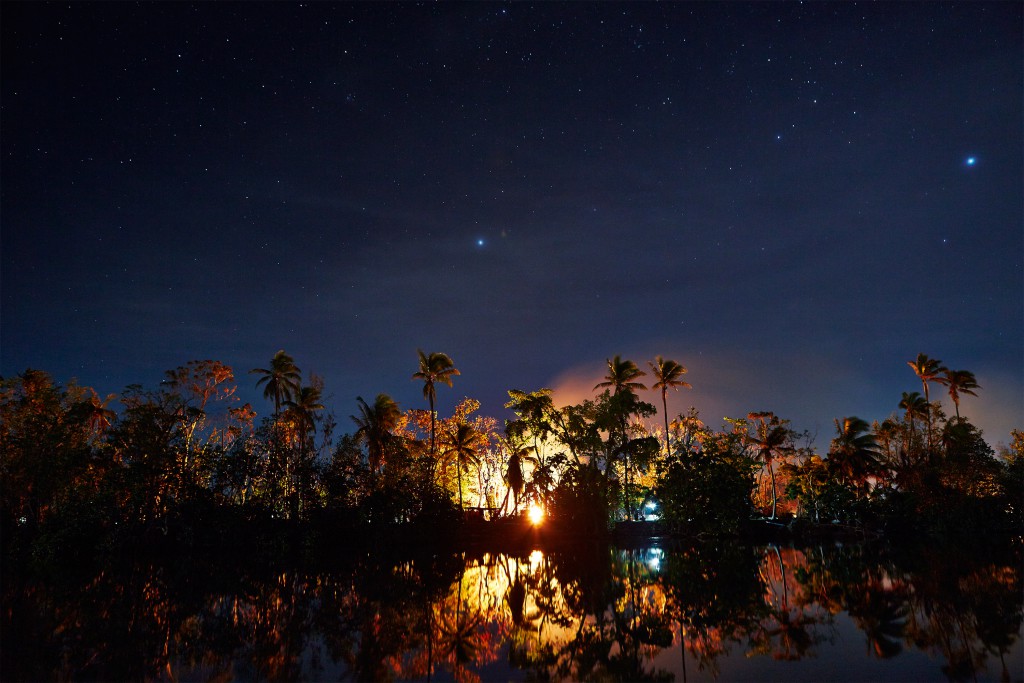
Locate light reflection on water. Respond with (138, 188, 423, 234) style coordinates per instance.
(5, 541, 1022, 681)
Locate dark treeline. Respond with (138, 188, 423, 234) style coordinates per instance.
(1, 350, 1021, 566)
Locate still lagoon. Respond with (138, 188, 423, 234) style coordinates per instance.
(4, 537, 1021, 681)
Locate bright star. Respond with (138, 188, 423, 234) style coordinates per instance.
(476, 238, 485, 247)
(965, 156, 977, 166)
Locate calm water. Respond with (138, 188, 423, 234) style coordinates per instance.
(4, 539, 1022, 682)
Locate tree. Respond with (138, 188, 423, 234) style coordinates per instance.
(281, 380, 325, 519)
(283, 384, 324, 447)
(746, 413, 794, 520)
(162, 359, 239, 475)
(0, 370, 96, 530)
(595, 355, 647, 396)
(109, 383, 189, 525)
(942, 369, 980, 420)
(656, 426, 757, 535)
(782, 455, 831, 522)
(412, 350, 460, 460)
(907, 353, 946, 449)
(163, 359, 237, 413)
(504, 388, 556, 465)
(503, 445, 528, 516)
(595, 357, 649, 519)
(439, 421, 484, 510)
(250, 350, 301, 417)
(351, 393, 404, 475)
(648, 356, 691, 457)
(898, 391, 929, 462)
(828, 416, 881, 493)
(78, 388, 117, 440)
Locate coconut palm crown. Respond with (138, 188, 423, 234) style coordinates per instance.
(648, 356, 691, 457)
(250, 350, 302, 416)
(595, 355, 647, 395)
(942, 369, 981, 419)
(412, 350, 460, 458)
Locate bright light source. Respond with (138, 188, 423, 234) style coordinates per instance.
(527, 503, 544, 525)
(645, 501, 657, 510)
(647, 548, 663, 571)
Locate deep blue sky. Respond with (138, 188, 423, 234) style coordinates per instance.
(2, 2, 1021, 448)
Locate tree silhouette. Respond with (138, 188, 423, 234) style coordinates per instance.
(907, 353, 946, 450)
(250, 350, 301, 417)
(898, 391, 929, 462)
(648, 356, 691, 458)
(500, 430, 535, 516)
(351, 393, 403, 475)
(80, 388, 118, 439)
(412, 350, 460, 461)
(283, 384, 324, 444)
(439, 421, 484, 510)
(829, 417, 881, 493)
(942, 369, 980, 420)
(595, 356, 648, 519)
(746, 413, 792, 520)
(282, 382, 324, 519)
(595, 355, 648, 396)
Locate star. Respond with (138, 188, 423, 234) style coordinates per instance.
(965, 156, 977, 166)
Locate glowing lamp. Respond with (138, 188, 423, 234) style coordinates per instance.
(527, 503, 545, 525)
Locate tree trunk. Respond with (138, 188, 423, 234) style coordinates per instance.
(662, 390, 671, 458)
(457, 459, 464, 510)
(922, 381, 933, 454)
(429, 395, 436, 460)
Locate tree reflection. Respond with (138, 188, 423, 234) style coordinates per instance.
(2, 540, 1020, 681)
(749, 546, 831, 660)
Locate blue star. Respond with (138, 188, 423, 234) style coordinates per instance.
(476, 238, 485, 247)
(965, 156, 977, 166)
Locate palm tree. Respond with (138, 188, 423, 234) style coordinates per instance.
(873, 418, 903, 476)
(412, 350, 460, 459)
(829, 416, 881, 492)
(942, 369, 980, 420)
(898, 391, 929, 459)
(440, 421, 484, 510)
(595, 355, 647, 395)
(595, 356, 647, 519)
(351, 393, 403, 474)
(283, 385, 324, 442)
(82, 389, 117, 438)
(747, 413, 792, 520)
(250, 350, 301, 416)
(648, 356, 691, 457)
(279, 382, 324, 519)
(907, 353, 946, 448)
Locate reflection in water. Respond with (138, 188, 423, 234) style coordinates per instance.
(3, 541, 1021, 681)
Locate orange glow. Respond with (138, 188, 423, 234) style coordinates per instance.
(527, 503, 544, 525)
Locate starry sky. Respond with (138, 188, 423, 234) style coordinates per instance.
(2, 2, 1021, 448)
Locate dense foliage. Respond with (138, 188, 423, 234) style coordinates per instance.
(1, 350, 1020, 567)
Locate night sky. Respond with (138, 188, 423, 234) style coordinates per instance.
(2, 2, 1021, 448)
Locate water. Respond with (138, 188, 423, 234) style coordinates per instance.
(4, 539, 1021, 681)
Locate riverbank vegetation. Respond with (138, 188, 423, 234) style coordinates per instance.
(1, 350, 1021, 567)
